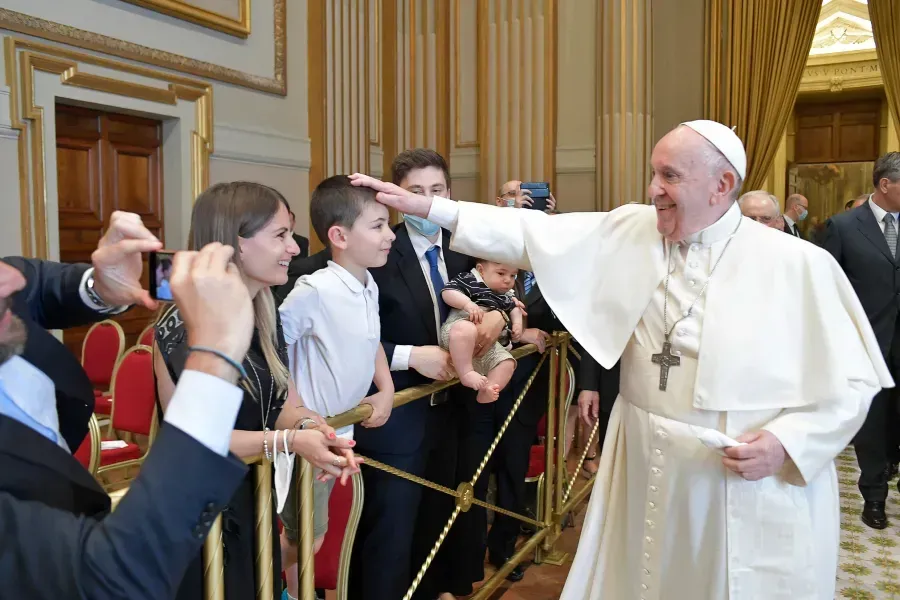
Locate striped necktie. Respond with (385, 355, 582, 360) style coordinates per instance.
(523, 271, 535, 295)
(884, 214, 898, 260)
(425, 246, 449, 323)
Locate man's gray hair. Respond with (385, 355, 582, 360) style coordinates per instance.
(873, 152, 900, 188)
(738, 190, 780, 214)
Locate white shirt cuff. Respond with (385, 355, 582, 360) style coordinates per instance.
(78, 268, 129, 315)
(427, 196, 460, 231)
(390, 345, 413, 371)
(163, 370, 244, 456)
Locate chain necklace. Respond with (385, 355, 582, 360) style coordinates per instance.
(247, 357, 274, 437)
(652, 215, 742, 391)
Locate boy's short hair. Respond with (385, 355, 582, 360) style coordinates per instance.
(390, 148, 451, 188)
(310, 175, 378, 246)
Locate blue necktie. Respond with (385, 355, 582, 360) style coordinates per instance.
(425, 246, 449, 323)
(524, 271, 535, 296)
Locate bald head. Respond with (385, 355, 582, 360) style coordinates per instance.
(852, 193, 869, 209)
(647, 125, 744, 241)
(784, 193, 809, 221)
(738, 190, 781, 229)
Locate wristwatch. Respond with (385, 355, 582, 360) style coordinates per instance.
(85, 273, 112, 309)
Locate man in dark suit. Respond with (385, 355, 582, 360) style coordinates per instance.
(291, 150, 495, 599)
(822, 152, 900, 529)
(783, 193, 809, 238)
(1, 223, 252, 598)
(289, 209, 310, 259)
(577, 352, 620, 453)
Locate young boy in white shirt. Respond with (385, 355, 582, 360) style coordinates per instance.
(278, 175, 396, 599)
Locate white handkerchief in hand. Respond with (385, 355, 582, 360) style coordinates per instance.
(274, 432, 296, 514)
(689, 425, 747, 456)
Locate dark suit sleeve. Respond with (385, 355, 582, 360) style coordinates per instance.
(821, 218, 842, 264)
(0, 425, 246, 600)
(3, 257, 108, 330)
(577, 351, 602, 392)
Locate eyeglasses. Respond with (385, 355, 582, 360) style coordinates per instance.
(748, 215, 778, 224)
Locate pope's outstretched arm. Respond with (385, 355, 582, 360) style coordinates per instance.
(350, 173, 539, 270)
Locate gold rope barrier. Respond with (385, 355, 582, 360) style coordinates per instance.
(201, 333, 599, 600)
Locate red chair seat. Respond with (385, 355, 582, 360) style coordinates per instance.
(74, 435, 94, 470)
(99, 442, 142, 466)
(94, 392, 113, 416)
(314, 476, 355, 590)
(526, 444, 546, 479)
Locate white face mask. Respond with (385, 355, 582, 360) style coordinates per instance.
(797, 207, 808, 221)
(273, 430, 296, 514)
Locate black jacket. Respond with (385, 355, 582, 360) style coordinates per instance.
(822, 203, 900, 356)
(3, 257, 108, 450)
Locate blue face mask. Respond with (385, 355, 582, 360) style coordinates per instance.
(403, 214, 440, 237)
(797, 207, 808, 221)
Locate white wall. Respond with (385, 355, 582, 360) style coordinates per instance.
(0, 0, 312, 258)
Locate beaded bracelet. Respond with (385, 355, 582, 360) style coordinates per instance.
(187, 346, 248, 380)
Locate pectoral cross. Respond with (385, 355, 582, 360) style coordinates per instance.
(651, 341, 680, 391)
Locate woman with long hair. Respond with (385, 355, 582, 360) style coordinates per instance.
(154, 181, 357, 599)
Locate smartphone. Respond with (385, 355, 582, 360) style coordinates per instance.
(520, 182, 550, 211)
(148, 250, 176, 302)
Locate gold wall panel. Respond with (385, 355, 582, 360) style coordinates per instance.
(477, 0, 557, 202)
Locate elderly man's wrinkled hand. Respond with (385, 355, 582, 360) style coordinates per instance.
(721, 430, 786, 481)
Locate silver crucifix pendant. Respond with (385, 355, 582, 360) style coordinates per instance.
(651, 341, 681, 391)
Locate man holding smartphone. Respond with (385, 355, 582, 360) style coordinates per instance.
(495, 180, 558, 213)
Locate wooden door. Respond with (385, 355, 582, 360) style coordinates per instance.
(794, 99, 881, 164)
(56, 104, 164, 359)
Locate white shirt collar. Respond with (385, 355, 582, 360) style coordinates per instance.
(868, 197, 899, 224)
(405, 222, 444, 260)
(682, 201, 742, 246)
(0, 356, 67, 451)
(784, 214, 796, 228)
(326, 260, 376, 296)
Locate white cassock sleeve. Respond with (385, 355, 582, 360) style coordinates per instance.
(427, 197, 665, 370)
(763, 379, 879, 486)
(761, 250, 893, 486)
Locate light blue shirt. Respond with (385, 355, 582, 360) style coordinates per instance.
(0, 356, 66, 450)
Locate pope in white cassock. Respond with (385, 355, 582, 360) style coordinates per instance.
(350, 121, 894, 599)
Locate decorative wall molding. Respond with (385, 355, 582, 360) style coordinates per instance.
(0, 3, 286, 95)
(118, 0, 251, 38)
(213, 123, 311, 169)
(449, 146, 480, 178)
(556, 145, 596, 174)
(0, 87, 11, 128)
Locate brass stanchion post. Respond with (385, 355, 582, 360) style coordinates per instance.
(540, 336, 559, 559)
(542, 333, 570, 566)
(254, 460, 275, 600)
(202, 515, 225, 600)
(297, 458, 316, 599)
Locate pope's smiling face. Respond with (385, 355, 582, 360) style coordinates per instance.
(648, 127, 739, 242)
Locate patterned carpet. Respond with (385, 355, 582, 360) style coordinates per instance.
(836, 448, 900, 599)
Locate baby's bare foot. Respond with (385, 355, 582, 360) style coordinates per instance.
(476, 384, 501, 404)
(460, 371, 488, 390)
